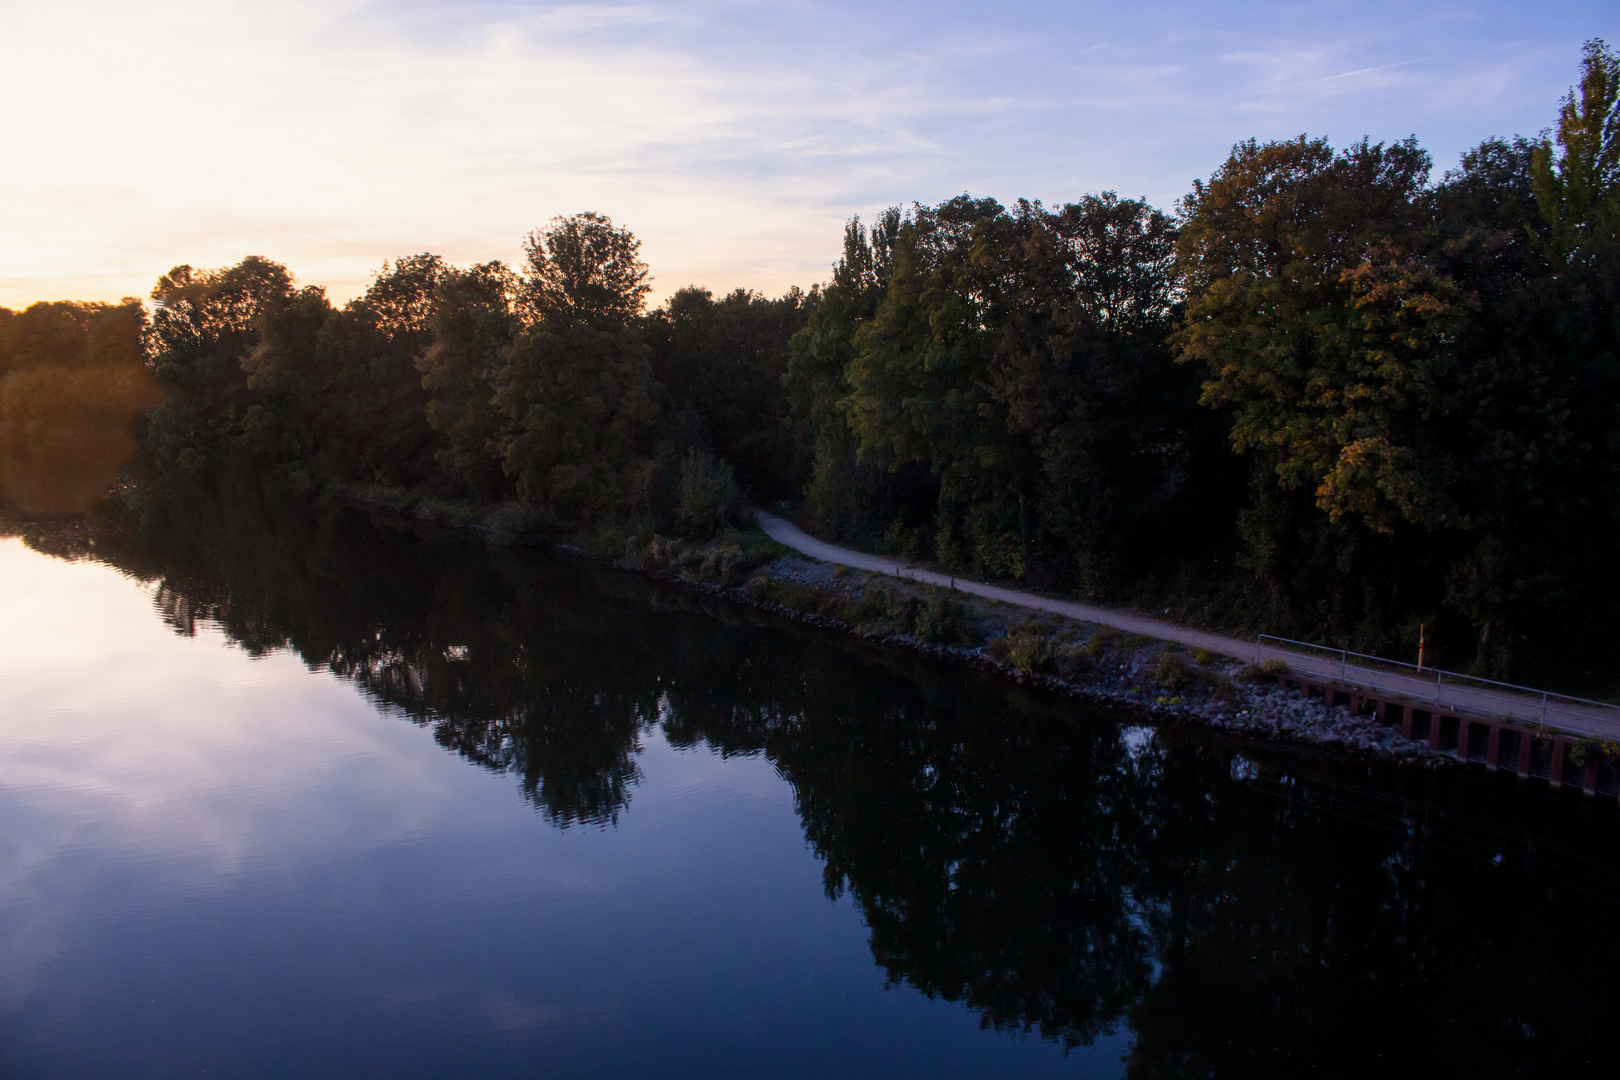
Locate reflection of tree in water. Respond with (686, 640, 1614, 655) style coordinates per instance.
(10, 477, 660, 827)
(733, 674, 1162, 1050)
(9, 486, 1620, 1074)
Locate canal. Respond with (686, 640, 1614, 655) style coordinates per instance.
(0, 489, 1615, 1077)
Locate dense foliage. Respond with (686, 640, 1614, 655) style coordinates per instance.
(5, 42, 1616, 688)
(0, 298, 162, 512)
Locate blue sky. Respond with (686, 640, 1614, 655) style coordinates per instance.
(0, 0, 1613, 307)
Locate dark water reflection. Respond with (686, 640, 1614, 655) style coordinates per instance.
(5, 482, 1620, 1078)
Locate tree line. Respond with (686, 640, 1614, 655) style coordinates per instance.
(3, 41, 1616, 687)
(0, 298, 162, 512)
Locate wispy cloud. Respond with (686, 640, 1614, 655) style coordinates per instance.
(0, 0, 1610, 307)
(1311, 55, 1437, 83)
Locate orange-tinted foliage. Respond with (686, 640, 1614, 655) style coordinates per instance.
(0, 301, 164, 514)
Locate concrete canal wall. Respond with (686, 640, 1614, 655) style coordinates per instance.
(1264, 674, 1620, 798)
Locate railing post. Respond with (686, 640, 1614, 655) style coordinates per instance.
(1541, 692, 1548, 732)
(1435, 668, 1442, 705)
(1340, 649, 1347, 682)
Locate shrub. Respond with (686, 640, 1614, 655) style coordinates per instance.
(989, 630, 1057, 672)
(675, 449, 745, 540)
(1191, 647, 1216, 665)
(1085, 629, 1120, 658)
(844, 585, 893, 626)
(1259, 657, 1290, 676)
(1057, 644, 1094, 680)
(623, 527, 785, 586)
(1149, 650, 1191, 690)
(1015, 615, 1059, 636)
(915, 590, 982, 646)
(845, 586, 924, 636)
(744, 576, 847, 618)
(1009, 633, 1057, 672)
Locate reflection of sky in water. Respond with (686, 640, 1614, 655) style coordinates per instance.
(1117, 725, 1158, 765)
(0, 539, 1125, 1077)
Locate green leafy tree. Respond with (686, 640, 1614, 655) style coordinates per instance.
(785, 211, 918, 544)
(988, 194, 1208, 594)
(1175, 135, 1437, 529)
(1532, 38, 1620, 257)
(516, 211, 651, 328)
(142, 257, 307, 471)
(417, 261, 517, 498)
(0, 299, 161, 512)
(841, 196, 1031, 573)
(496, 214, 659, 518)
(644, 285, 811, 499)
(315, 254, 444, 486)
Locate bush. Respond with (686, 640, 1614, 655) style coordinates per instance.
(989, 630, 1057, 672)
(480, 502, 558, 545)
(622, 526, 785, 587)
(845, 586, 924, 635)
(744, 576, 847, 618)
(1259, 657, 1290, 676)
(1192, 647, 1216, 665)
(915, 590, 982, 646)
(1085, 629, 1121, 658)
(1149, 650, 1191, 690)
(1014, 615, 1060, 636)
(1056, 644, 1094, 680)
(675, 449, 745, 540)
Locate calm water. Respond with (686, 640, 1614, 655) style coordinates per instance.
(2, 491, 1619, 1078)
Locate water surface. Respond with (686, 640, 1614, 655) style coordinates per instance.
(1, 494, 1617, 1078)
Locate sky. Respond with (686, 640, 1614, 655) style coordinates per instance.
(0, 0, 1614, 309)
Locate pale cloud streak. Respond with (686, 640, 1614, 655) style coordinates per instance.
(0, 0, 1612, 308)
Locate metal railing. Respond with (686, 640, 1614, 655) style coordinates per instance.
(1254, 634, 1620, 738)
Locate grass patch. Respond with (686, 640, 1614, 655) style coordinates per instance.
(622, 527, 789, 587)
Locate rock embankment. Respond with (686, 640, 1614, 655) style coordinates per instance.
(643, 551, 1448, 768)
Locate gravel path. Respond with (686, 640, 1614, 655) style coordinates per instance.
(757, 512, 1254, 659)
(755, 512, 1620, 739)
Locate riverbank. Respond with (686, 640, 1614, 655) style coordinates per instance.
(266, 485, 1452, 767)
(606, 538, 1449, 769)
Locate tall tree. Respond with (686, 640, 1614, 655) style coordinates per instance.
(143, 257, 307, 471)
(1173, 136, 1444, 640)
(989, 194, 1210, 595)
(417, 261, 516, 499)
(785, 211, 914, 544)
(644, 285, 810, 499)
(496, 214, 659, 517)
(516, 211, 652, 328)
(315, 254, 444, 486)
